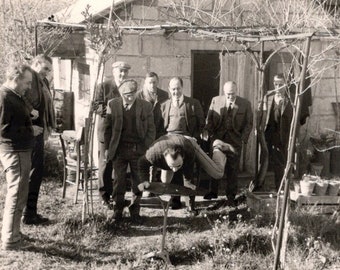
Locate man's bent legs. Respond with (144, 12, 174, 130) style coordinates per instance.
(1, 151, 31, 249)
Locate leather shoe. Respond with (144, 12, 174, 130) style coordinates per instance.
(186, 206, 199, 217)
(130, 214, 144, 225)
(204, 192, 218, 200)
(171, 197, 182, 210)
(22, 214, 49, 225)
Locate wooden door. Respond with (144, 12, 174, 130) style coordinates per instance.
(220, 52, 259, 173)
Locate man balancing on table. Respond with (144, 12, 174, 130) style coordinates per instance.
(137, 134, 235, 214)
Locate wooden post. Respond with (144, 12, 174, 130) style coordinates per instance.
(273, 35, 312, 270)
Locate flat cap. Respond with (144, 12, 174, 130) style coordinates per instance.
(112, 61, 131, 70)
(119, 79, 138, 94)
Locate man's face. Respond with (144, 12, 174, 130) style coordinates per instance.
(113, 67, 128, 84)
(34, 60, 52, 79)
(16, 70, 32, 95)
(144, 76, 158, 94)
(168, 79, 183, 100)
(122, 91, 137, 105)
(223, 82, 237, 103)
(274, 78, 286, 97)
(164, 154, 183, 172)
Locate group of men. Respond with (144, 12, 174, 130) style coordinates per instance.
(95, 61, 255, 223)
(0, 56, 294, 250)
(0, 55, 55, 250)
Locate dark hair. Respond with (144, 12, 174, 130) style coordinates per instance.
(170, 77, 183, 87)
(274, 73, 285, 81)
(163, 146, 184, 159)
(6, 63, 32, 81)
(32, 54, 52, 65)
(146, 72, 159, 80)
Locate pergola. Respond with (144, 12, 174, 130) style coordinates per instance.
(35, 17, 340, 269)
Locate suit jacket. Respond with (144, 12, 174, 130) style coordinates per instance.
(136, 88, 169, 139)
(264, 95, 293, 149)
(104, 97, 156, 161)
(205, 95, 253, 147)
(160, 96, 205, 140)
(95, 79, 120, 142)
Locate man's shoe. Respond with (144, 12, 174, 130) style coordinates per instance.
(186, 206, 199, 217)
(203, 192, 218, 200)
(130, 214, 144, 225)
(171, 197, 182, 210)
(111, 211, 123, 223)
(22, 214, 49, 225)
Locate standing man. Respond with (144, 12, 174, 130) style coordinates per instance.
(22, 55, 55, 225)
(160, 77, 205, 210)
(95, 61, 130, 207)
(204, 81, 253, 208)
(137, 72, 169, 139)
(104, 79, 155, 223)
(137, 72, 168, 194)
(0, 63, 43, 250)
(264, 74, 293, 190)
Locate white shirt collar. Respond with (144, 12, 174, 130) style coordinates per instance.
(172, 95, 184, 107)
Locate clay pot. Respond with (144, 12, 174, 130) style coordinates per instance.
(327, 181, 340, 196)
(314, 180, 328, 196)
(300, 180, 316, 196)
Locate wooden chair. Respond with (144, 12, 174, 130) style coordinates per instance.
(59, 128, 98, 204)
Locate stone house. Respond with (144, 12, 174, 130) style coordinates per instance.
(45, 0, 340, 175)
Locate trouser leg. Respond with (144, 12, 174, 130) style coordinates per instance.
(1, 151, 31, 249)
(24, 134, 44, 217)
(98, 142, 113, 199)
(112, 156, 128, 214)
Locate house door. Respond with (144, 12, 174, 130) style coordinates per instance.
(220, 51, 259, 173)
(192, 51, 220, 116)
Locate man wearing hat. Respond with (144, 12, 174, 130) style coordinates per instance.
(263, 74, 293, 190)
(104, 79, 155, 223)
(95, 61, 130, 207)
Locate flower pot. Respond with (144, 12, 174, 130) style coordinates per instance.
(300, 180, 316, 196)
(327, 181, 340, 196)
(314, 181, 328, 196)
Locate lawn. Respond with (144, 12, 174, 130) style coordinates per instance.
(0, 172, 339, 269)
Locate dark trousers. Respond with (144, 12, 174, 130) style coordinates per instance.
(209, 148, 241, 200)
(112, 143, 143, 215)
(24, 134, 44, 216)
(98, 141, 113, 199)
(268, 144, 286, 190)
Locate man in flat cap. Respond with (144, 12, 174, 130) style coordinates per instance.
(94, 61, 130, 208)
(104, 79, 155, 224)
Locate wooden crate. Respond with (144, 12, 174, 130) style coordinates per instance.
(290, 191, 340, 214)
(246, 192, 283, 216)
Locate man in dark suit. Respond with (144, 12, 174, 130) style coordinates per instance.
(160, 77, 205, 211)
(264, 74, 293, 190)
(104, 79, 155, 223)
(137, 72, 169, 139)
(22, 55, 55, 225)
(203, 81, 253, 208)
(95, 61, 130, 207)
(136, 72, 169, 196)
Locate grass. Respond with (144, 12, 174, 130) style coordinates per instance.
(0, 176, 339, 269)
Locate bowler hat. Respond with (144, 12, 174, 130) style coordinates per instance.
(112, 61, 131, 70)
(119, 79, 138, 94)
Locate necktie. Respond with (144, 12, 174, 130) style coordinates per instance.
(124, 103, 129, 111)
(227, 103, 232, 114)
(176, 99, 180, 107)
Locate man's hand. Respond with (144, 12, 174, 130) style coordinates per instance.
(201, 130, 209, 141)
(138, 181, 151, 192)
(30, 109, 39, 120)
(32, 125, 43, 136)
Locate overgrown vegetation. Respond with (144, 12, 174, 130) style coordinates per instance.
(0, 178, 339, 269)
